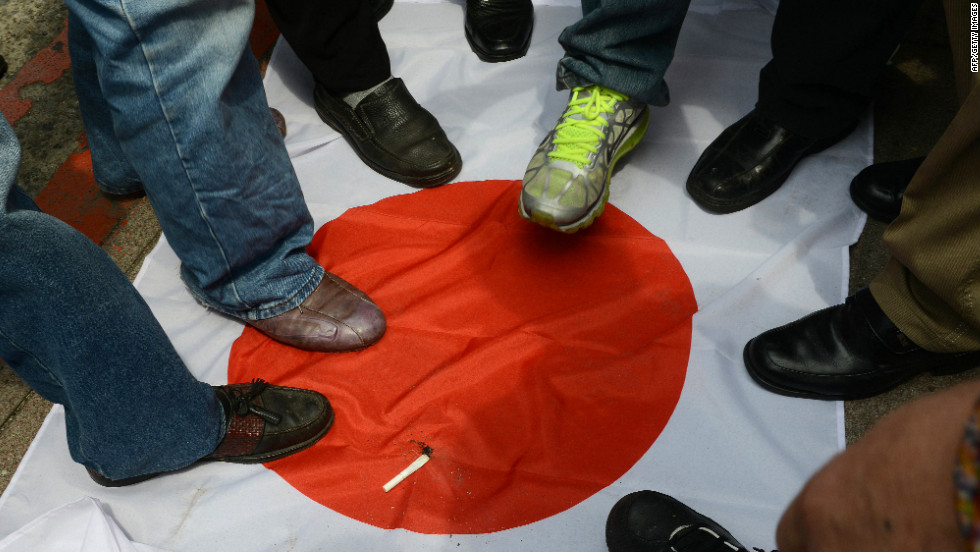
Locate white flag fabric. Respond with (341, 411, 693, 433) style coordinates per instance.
(0, 497, 169, 552)
(0, 2, 868, 550)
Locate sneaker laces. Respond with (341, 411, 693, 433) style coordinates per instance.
(669, 525, 775, 552)
(548, 85, 628, 168)
(670, 525, 745, 552)
(226, 378, 281, 425)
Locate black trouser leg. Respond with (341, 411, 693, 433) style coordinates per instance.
(757, 0, 925, 139)
(265, 0, 392, 94)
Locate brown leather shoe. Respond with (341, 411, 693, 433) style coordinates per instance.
(88, 379, 333, 487)
(247, 272, 386, 352)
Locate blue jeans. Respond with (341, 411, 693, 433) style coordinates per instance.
(0, 113, 223, 481)
(65, 0, 323, 320)
(556, 0, 692, 106)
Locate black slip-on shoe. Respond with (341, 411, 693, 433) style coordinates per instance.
(743, 288, 980, 400)
(314, 78, 462, 188)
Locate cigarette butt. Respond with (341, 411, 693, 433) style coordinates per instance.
(383, 454, 430, 492)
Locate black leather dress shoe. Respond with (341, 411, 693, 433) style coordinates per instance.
(849, 157, 924, 223)
(89, 380, 333, 486)
(606, 491, 748, 552)
(314, 78, 462, 188)
(465, 0, 534, 63)
(743, 288, 980, 400)
(686, 110, 840, 214)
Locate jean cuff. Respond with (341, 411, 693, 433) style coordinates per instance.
(183, 263, 325, 321)
(240, 263, 325, 321)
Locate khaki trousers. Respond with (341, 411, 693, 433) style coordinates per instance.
(870, 0, 980, 353)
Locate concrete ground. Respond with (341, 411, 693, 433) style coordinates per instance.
(0, 0, 975, 499)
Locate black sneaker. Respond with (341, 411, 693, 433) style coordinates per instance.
(606, 491, 749, 552)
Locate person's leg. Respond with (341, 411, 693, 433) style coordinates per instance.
(686, 0, 924, 214)
(850, 1, 978, 224)
(64, 0, 386, 352)
(67, 13, 143, 196)
(64, 0, 322, 320)
(2, 113, 337, 484)
(0, 112, 223, 481)
(556, 0, 692, 106)
(264, 0, 390, 96)
(870, 2, 980, 354)
(757, 0, 925, 139)
(520, 0, 690, 233)
(740, 28, 980, 399)
(264, 0, 462, 188)
(0, 199, 337, 483)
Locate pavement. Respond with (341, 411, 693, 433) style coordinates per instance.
(0, 0, 976, 499)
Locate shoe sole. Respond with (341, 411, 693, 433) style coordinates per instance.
(742, 340, 980, 401)
(315, 103, 463, 189)
(520, 107, 650, 233)
(88, 469, 165, 487)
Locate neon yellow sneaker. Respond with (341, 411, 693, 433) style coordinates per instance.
(520, 85, 649, 233)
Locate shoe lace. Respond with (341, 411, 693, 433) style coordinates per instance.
(226, 378, 281, 425)
(548, 85, 628, 168)
(670, 525, 750, 552)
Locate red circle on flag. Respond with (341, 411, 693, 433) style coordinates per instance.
(228, 180, 696, 534)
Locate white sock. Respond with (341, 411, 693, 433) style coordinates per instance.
(342, 76, 394, 108)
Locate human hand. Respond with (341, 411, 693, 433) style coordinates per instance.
(776, 380, 980, 552)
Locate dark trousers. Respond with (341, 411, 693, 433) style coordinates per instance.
(264, 0, 391, 95)
(756, 0, 925, 139)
